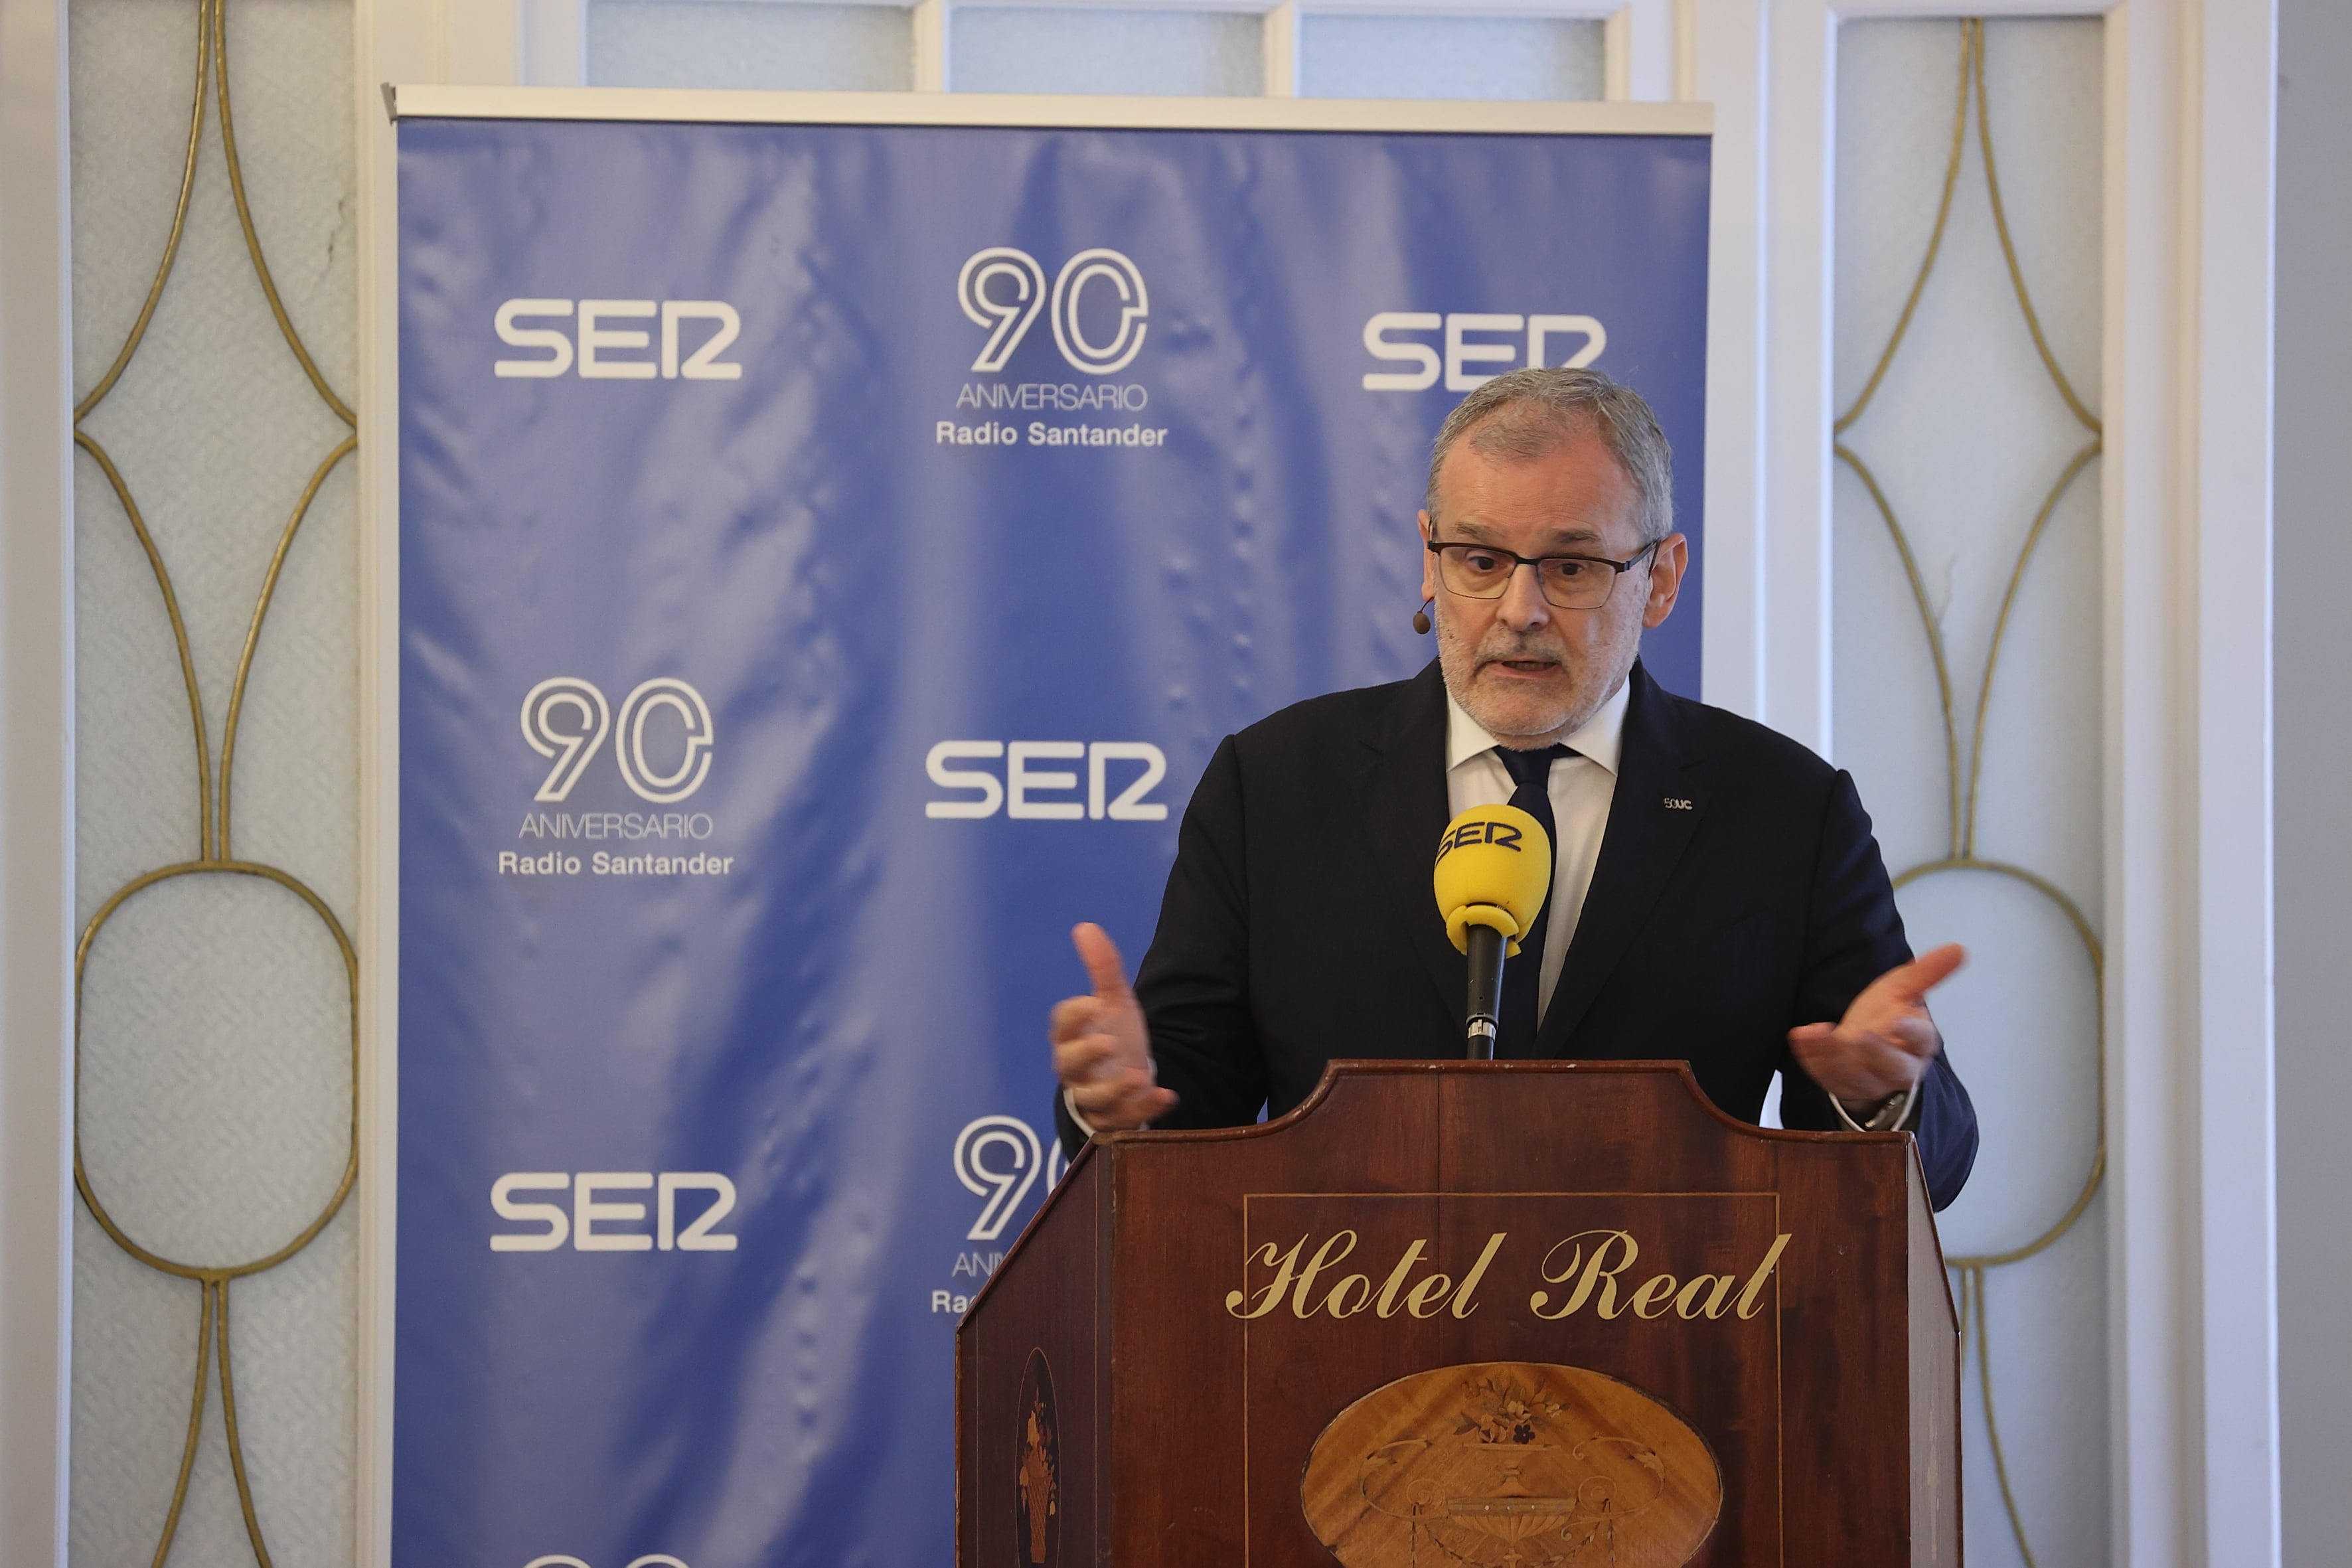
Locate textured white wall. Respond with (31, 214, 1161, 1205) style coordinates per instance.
(68, 0, 359, 1564)
(1832, 20, 2107, 1568)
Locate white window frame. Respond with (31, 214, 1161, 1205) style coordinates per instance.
(0, 0, 74, 1563)
(511, 0, 1679, 100)
(1701, 4, 2278, 1563)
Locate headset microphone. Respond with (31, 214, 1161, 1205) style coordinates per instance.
(1431, 803, 1553, 1059)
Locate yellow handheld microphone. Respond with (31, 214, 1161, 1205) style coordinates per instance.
(1433, 803, 1553, 1059)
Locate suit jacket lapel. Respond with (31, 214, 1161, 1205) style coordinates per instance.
(1535, 663, 1709, 1055)
(1354, 661, 1462, 1024)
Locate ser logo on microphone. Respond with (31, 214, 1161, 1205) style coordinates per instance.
(1436, 817, 1527, 858)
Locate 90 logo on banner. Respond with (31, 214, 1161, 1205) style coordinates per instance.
(959, 247, 1150, 376)
(522, 678, 715, 804)
(954, 1115, 1065, 1242)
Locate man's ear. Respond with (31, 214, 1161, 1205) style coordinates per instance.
(1418, 510, 1438, 603)
(1641, 534, 1688, 629)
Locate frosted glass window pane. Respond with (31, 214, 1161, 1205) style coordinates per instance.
(1832, 21, 2108, 1568)
(1302, 15, 1605, 102)
(588, 0, 913, 90)
(69, 0, 363, 1563)
(952, 7, 1261, 96)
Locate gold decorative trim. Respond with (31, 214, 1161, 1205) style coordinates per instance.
(151, 1283, 214, 1568)
(212, 0, 356, 430)
(1834, 445, 1962, 836)
(1958, 1265, 2041, 1568)
(220, 435, 359, 850)
(1832, 16, 1972, 442)
(1835, 21, 2105, 1567)
(1961, 439, 2100, 855)
(74, 860, 360, 1283)
(71, 3, 360, 1564)
(1893, 856, 2103, 1269)
(1972, 35, 2099, 438)
(216, 1281, 280, 1568)
(76, 7, 210, 424)
(74, 430, 216, 861)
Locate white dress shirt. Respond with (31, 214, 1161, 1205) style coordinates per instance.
(1443, 676, 1630, 1025)
(1069, 680, 1628, 1134)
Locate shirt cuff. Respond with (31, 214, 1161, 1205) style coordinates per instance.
(1065, 1086, 1157, 1137)
(1832, 1078, 1921, 1133)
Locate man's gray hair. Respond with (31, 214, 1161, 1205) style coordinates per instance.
(1424, 366, 1676, 546)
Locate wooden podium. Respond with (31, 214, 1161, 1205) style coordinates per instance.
(957, 1061, 1958, 1567)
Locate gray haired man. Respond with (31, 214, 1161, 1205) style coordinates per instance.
(1046, 367, 1979, 1208)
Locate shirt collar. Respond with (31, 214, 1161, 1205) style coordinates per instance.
(1444, 670, 1631, 777)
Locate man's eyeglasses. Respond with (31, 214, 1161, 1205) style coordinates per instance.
(1426, 538, 1661, 611)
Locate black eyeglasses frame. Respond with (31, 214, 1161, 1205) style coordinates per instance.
(1424, 536, 1662, 609)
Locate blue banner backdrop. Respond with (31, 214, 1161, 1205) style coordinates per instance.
(394, 114, 1710, 1568)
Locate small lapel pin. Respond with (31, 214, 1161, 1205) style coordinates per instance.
(1662, 797, 1693, 811)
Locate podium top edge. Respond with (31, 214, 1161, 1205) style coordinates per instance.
(1093, 1058, 1917, 1150)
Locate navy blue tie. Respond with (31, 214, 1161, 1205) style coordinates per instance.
(1494, 745, 1572, 1058)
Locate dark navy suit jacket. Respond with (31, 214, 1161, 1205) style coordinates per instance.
(1056, 658, 1978, 1210)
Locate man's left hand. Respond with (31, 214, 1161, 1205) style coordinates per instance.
(1786, 943, 1966, 1105)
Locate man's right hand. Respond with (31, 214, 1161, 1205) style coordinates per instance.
(1049, 923, 1177, 1132)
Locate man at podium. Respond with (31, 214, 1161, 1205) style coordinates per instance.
(1048, 367, 1976, 1210)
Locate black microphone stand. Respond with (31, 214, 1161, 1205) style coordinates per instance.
(1463, 924, 1504, 1060)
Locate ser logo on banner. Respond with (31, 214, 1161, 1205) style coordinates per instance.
(493, 299, 742, 380)
(959, 247, 1150, 376)
(490, 1172, 739, 1252)
(523, 678, 715, 804)
(924, 740, 1168, 821)
(1360, 311, 1608, 392)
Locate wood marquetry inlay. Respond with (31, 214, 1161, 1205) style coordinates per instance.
(1300, 1361, 1721, 1567)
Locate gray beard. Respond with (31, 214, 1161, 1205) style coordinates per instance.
(1433, 617, 1635, 745)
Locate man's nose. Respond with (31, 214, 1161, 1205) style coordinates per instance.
(1497, 561, 1552, 627)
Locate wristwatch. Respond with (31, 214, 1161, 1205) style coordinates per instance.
(1834, 1081, 1919, 1133)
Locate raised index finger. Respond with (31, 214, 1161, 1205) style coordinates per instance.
(1072, 921, 1133, 1000)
